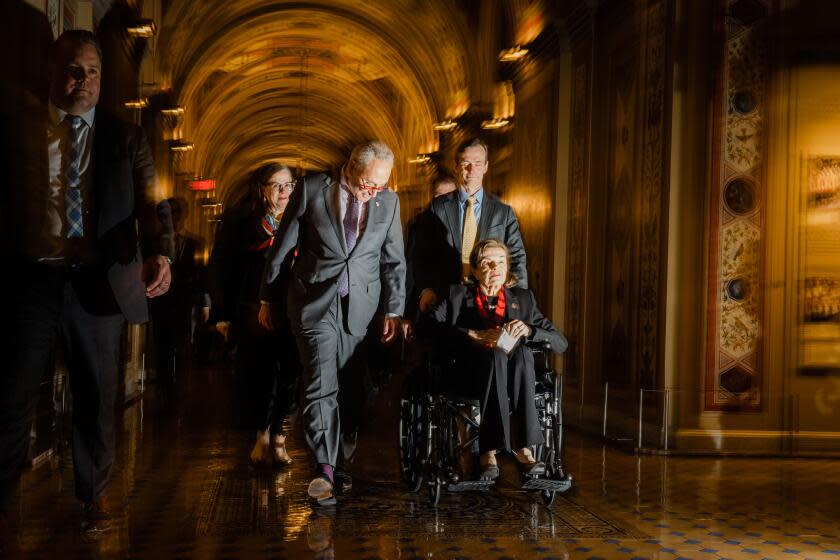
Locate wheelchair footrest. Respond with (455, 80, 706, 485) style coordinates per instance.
(521, 477, 572, 493)
(447, 479, 496, 492)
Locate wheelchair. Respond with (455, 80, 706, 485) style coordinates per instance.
(398, 340, 572, 505)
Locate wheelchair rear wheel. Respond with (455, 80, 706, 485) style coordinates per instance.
(398, 394, 426, 492)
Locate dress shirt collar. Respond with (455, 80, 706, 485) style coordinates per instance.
(339, 172, 360, 202)
(458, 186, 484, 206)
(49, 102, 96, 129)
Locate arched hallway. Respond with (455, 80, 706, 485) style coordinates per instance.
(6, 0, 840, 557)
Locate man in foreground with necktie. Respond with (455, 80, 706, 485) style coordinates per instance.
(409, 138, 528, 316)
(0, 30, 173, 533)
(258, 141, 406, 506)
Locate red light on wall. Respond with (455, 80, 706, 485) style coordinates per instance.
(187, 179, 216, 191)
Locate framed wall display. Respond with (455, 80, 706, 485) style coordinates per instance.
(799, 155, 840, 373)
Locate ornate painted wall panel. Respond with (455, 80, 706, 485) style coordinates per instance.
(705, 0, 770, 411)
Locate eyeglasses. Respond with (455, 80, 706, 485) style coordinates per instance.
(265, 182, 295, 193)
(458, 160, 486, 169)
(359, 178, 388, 192)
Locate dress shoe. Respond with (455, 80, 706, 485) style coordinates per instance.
(307, 476, 337, 506)
(81, 497, 112, 533)
(514, 448, 545, 474)
(518, 460, 546, 476)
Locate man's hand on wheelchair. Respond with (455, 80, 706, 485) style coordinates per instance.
(418, 289, 439, 313)
(258, 302, 275, 331)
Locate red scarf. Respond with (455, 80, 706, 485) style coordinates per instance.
(475, 287, 506, 327)
(252, 215, 277, 252)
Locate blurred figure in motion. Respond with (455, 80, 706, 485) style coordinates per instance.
(259, 141, 405, 506)
(404, 172, 457, 329)
(209, 163, 299, 468)
(0, 30, 173, 533)
(431, 173, 457, 199)
(150, 197, 210, 389)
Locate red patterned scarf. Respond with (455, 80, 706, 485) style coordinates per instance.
(475, 287, 506, 327)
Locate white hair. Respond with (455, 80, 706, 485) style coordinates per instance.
(348, 141, 394, 173)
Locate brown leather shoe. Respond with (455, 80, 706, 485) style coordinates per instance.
(81, 497, 112, 533)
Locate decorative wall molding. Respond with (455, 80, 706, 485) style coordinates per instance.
(564, 45, 592, 384)
(637, 0, 672, 390)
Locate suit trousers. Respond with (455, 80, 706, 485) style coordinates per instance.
(0, 261, 124, 506)
(292, 294, 366, 468)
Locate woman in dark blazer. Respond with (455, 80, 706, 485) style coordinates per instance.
(430, 239, 567, 480)
(209, 163, 299, 467)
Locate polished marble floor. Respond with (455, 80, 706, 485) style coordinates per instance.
(2, 362, 840, 559)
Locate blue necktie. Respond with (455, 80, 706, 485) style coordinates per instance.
(65, 115, 84, 238)
(337, 194, 360, 297)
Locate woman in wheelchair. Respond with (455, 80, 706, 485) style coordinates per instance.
(428, 239, 568, 481)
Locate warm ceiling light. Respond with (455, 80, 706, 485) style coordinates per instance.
(127, 20, 156, 37)
(160, 106, 185, 116)
(433, 119, 458, 132)
(499, 46, 529, 62)
(481, 118, 511, 130)
(408, 154, 431, 164)
(188, 178, 216, 191)
(124, 97, 148, 109)
(170, 140, 194, 152)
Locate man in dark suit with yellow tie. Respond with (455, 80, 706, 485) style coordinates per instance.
(259, 141, 405, 505)
(409, 138, 528, 315)
(0, 30, 173, 532)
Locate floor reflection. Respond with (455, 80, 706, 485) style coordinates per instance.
(2, 362, 840, 559)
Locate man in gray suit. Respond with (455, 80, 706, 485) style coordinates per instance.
(410, 138, 527, 315)
(259, 141, 405, 505)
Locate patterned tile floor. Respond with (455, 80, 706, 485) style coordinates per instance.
(2, 363, 840, 559)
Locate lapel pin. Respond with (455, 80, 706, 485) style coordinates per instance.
(511, 303, 520, 310)
(375, 201, 380, 208)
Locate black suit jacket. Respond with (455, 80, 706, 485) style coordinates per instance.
(430, 284, 567, 355)
(93, 111, 173, 323)
(0, 105, 172, 324)
(410, 190, 528, 302)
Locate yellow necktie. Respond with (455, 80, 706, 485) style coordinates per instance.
(461, 195, 478, 277)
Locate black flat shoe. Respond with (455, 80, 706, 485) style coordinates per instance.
(478, 464, 500, 481)
(518, 460, 545, 477)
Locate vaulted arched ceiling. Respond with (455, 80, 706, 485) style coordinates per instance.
(155, 0, 478, 206)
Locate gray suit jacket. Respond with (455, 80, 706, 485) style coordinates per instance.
(260, 173, 406, 335)
(410, 190, 528, 298)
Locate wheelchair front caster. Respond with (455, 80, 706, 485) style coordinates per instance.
(428, 475, 442, 506)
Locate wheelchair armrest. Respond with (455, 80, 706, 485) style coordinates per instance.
(525, 340, 552, 353)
